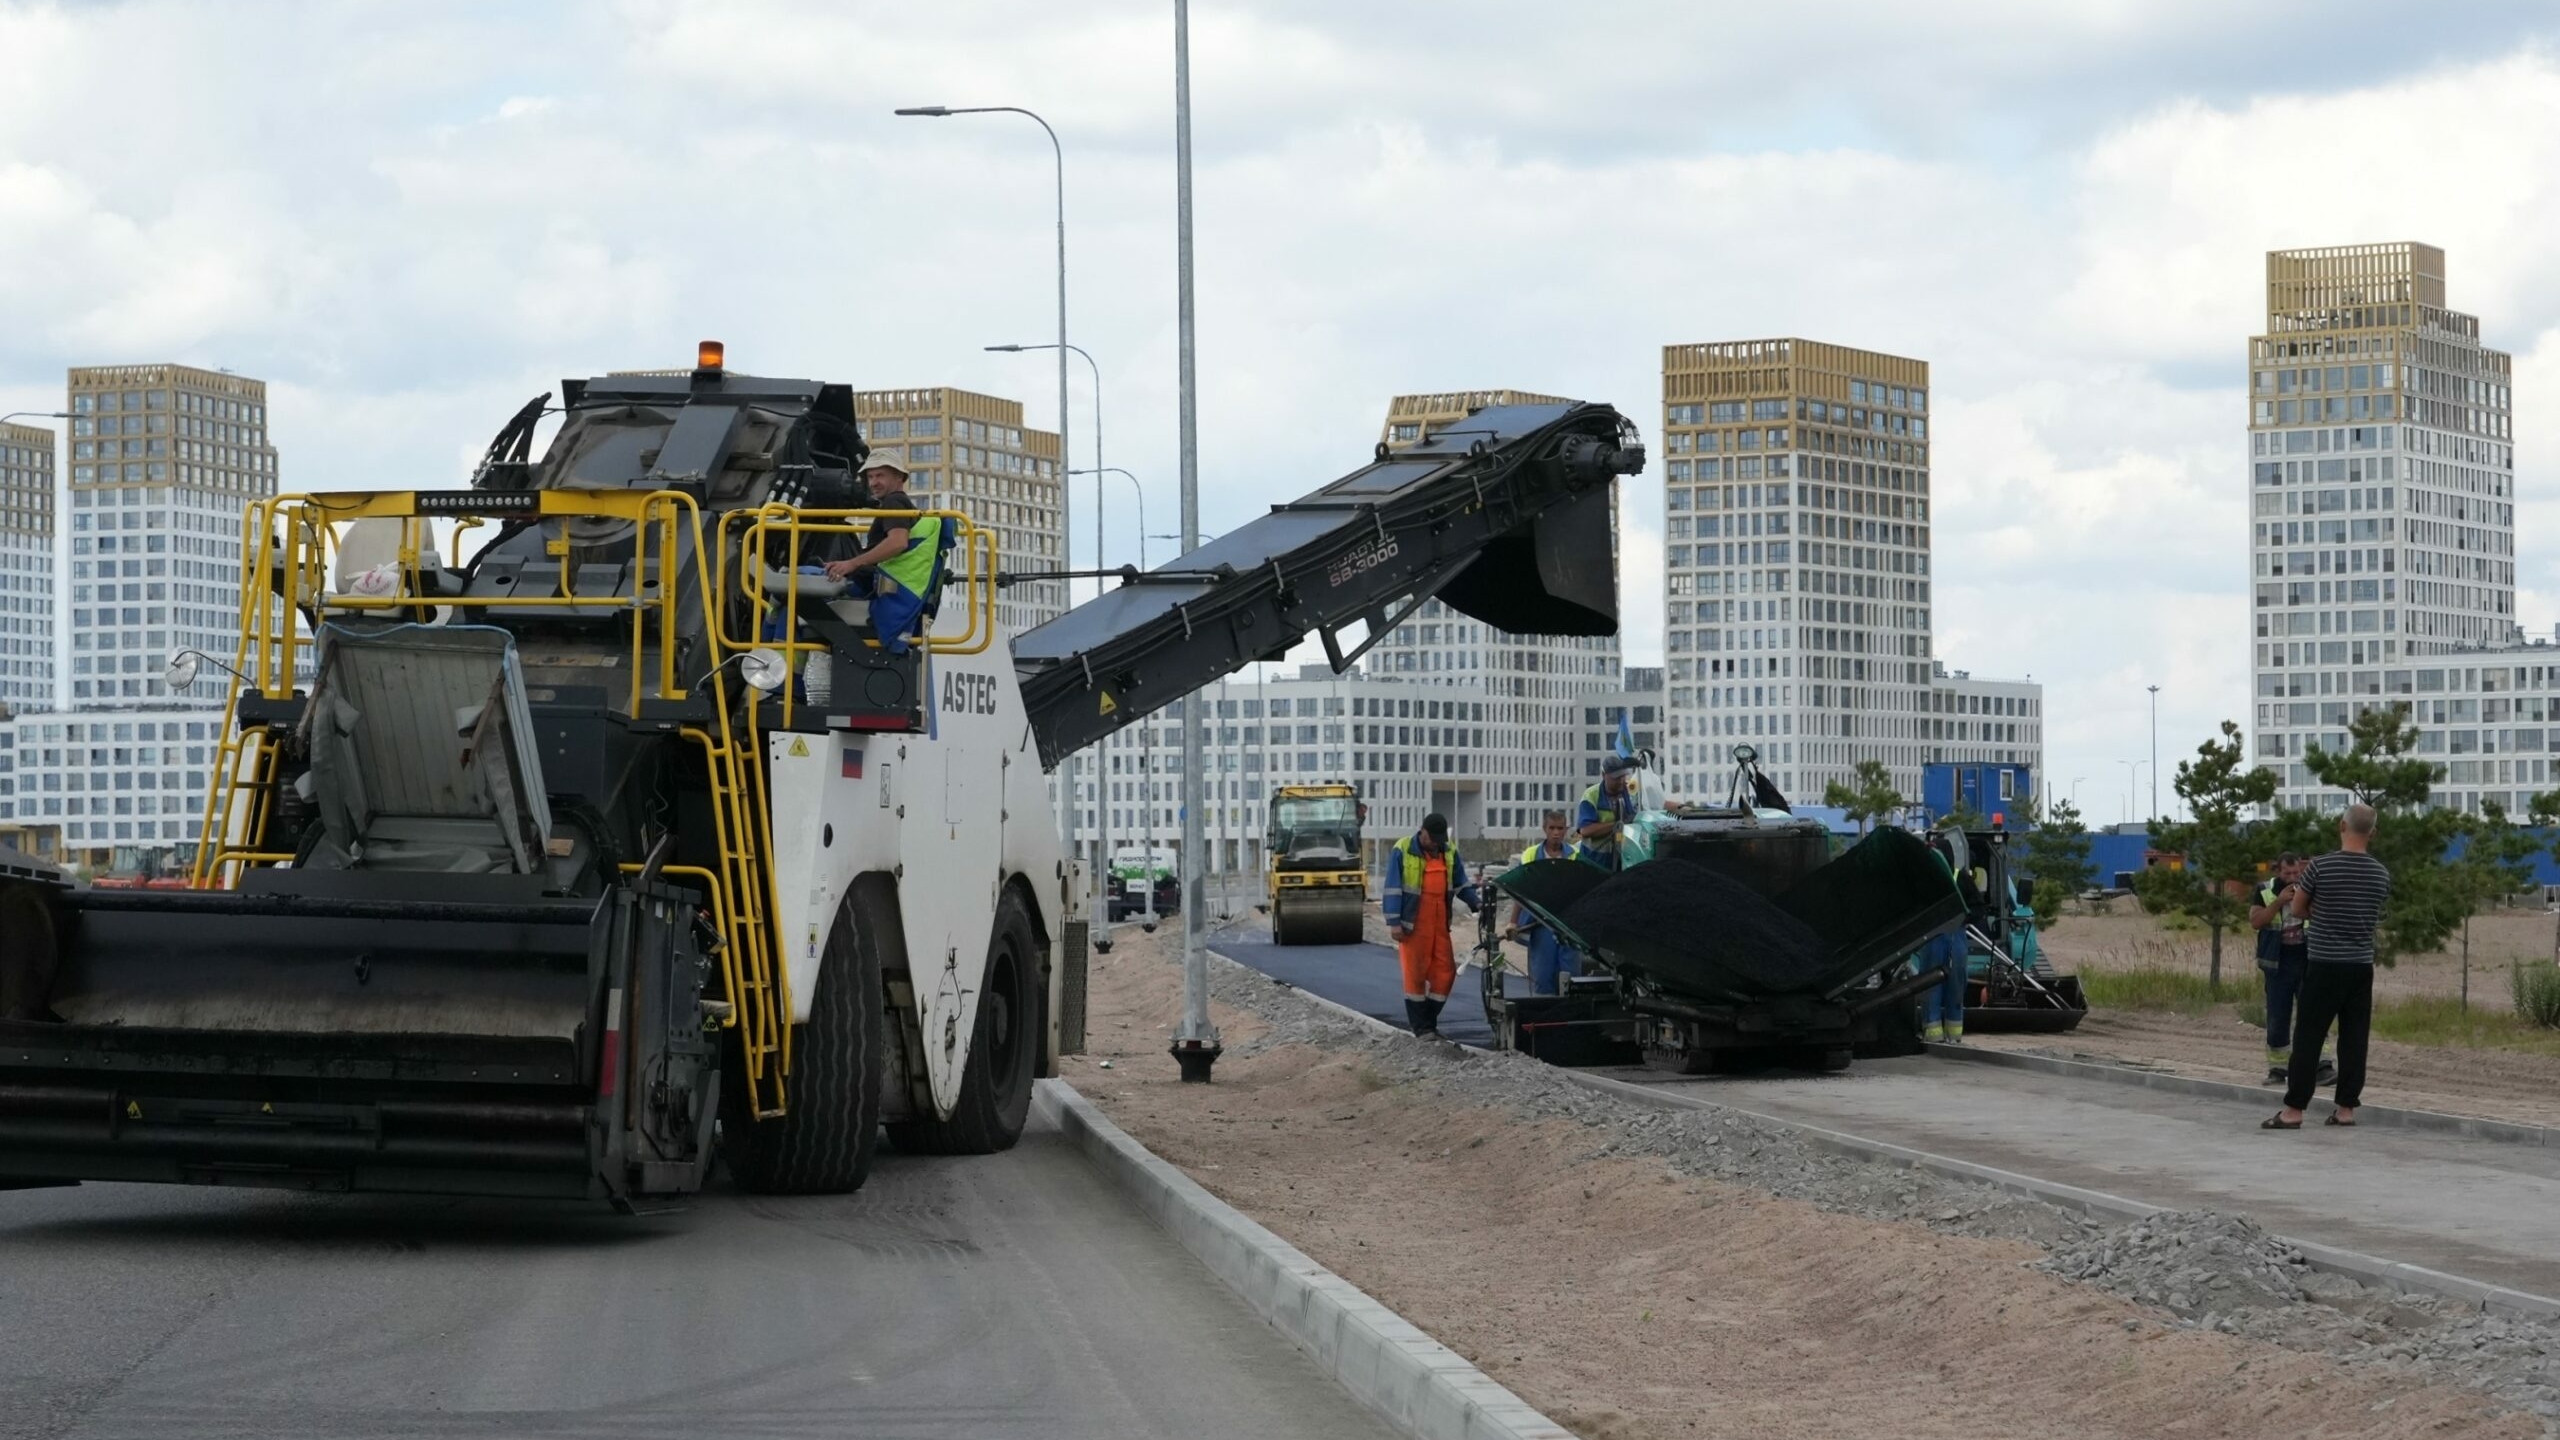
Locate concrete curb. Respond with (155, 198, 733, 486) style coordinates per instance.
(1545, 1066, 2560, 1323)
(1035, 1080, 1573, 1440)
(1927, 1041, 2557, 1148)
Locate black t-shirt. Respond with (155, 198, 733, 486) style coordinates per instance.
(864, 489, 917, 559)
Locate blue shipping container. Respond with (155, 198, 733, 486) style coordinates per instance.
(1922, 763, 2035, 826)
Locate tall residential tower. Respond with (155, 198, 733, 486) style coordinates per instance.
(2248, 243, 2516, 811)
(65, 364, 278, 709)
(1660, 339, 1938, 803)
(0, 420, 55, 711)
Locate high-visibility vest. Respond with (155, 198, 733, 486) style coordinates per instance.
(1519, 841, 1575, 866)
(878, 514, 941, 595)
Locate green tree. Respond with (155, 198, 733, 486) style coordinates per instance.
(1822, 759, 1906, 833)
(2016, 797, 2096, 896)
(2140, 721, 2278, 987)
(2301, 702, 2470, 964)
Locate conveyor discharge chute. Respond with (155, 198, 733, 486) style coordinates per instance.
(1012, 401, 1642, 768)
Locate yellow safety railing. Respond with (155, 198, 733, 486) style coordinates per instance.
(710, 505, 997, 728)
(181, 486, 835, 1118)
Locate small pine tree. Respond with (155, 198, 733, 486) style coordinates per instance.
(1821, 759, 1906, 833)
(2302, 702, 2470, 964)
(2143, 721, 2278, 988)
(2016, 797, 2096, 896)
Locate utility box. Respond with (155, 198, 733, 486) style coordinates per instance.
(1922, 763, 2033, 826)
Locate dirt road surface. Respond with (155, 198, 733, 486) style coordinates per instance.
(1079, 927, 2544, 1439)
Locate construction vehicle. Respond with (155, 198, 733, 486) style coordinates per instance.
(1108, 846, 1178, 926)
(1940, 826, 2089, 1034)
(0, 367, 1641, 1203)
(1265, 783, 1365, 945)
(1485, 746, 1964, 1072)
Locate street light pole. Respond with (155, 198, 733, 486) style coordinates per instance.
(2120, 759, 2145, 827)
(1169, 0, 1220, 1083)
(895, 101, 1077, 893)
(2147, 684, 2161, 823)
(2070, 775, 2087, 811)
(991, 341, 1110, 946)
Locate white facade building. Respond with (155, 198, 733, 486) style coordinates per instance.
(1925, 665, 2044, 771)
(0, 420, 55, 712)
(0, 707, 219, 864)
(1659, 339, 1938, 804)
(64, 364, 278, 711)
(2248, 244, 2518, 812)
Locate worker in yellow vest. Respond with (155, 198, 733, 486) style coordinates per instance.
(1509, 810, 1580, 995)
(824, 456, 943, 655)
(1383, 813, 1481, 1038)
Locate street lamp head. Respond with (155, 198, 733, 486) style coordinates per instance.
(893, 106, 952, 117)
(983, 344, 1026, 353)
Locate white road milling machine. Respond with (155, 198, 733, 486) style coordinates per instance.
(0, 349, 1641, 1205)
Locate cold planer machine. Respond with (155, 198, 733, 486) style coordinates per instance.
(0, 365, 1641, 1204)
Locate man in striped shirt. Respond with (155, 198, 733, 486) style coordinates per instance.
(2267, 803, 2392, 1129)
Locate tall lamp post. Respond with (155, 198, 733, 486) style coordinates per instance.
(2146, 683, 2162, 823)
(894, 101, 1077, 879)
(1169, 0, 1219, 1082)
(991, 340, 1110, 943)
(2120, 759, 2146, 827)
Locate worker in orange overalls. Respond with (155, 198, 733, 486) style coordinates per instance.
(1382, 812, 1480, 1038)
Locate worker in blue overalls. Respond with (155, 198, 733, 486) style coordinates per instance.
(1508, 809, 1581, 995)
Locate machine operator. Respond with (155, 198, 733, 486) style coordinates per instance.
(1575, 754, 1639, 871)
(823, 456, 940, 656)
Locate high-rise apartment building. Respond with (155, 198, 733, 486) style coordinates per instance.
(1370, 390, 1621, 841)
(0, 421, 56, 711)
(63, 364, 277, 709)
(852, 388, 1063, 636)
(2247, 243, 2517, 811)
(1660, 339, 1936, 803)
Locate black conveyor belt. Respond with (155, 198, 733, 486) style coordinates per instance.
(1012, 401, 1642, 767)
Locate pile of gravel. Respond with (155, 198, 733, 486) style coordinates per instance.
(2037, 1210, 2311, 1318)
(1193, 931, 2560, 1430)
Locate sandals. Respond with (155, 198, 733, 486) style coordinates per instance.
(2325, 1113, 2358, 1127)
(2261, 1113, 2302, 1130)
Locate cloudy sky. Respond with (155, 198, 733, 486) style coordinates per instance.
(4, 0, 2560, 822)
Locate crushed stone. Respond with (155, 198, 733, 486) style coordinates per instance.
(1202, 927, 2560, 1431)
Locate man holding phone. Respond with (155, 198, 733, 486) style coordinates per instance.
(2248, 851, 2331, 1087)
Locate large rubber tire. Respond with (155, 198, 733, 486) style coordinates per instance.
(723, 883, 887, 1195)
(888, 889, 1043, 1156)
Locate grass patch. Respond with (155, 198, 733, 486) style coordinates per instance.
(2078, 964, 2560, 1056)
(2076, 965, 2253, 1015)
(2367, 994, 2560, 1057)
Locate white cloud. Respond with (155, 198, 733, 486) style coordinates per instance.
(1, 1, 2557, 812)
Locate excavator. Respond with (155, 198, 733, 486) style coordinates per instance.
(0, 351, 1641, 1204)
(1264, 783, 1366, 945)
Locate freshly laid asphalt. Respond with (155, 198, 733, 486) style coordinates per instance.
(1208, 934, 1509, 1048)
(1210, 918, 2560, 1300)
(0, 1111, 1398, 1440)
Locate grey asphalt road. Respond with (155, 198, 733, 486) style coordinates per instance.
(0, 1111, 1398, 1440)
(1617, 1055, 2560, 1298)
